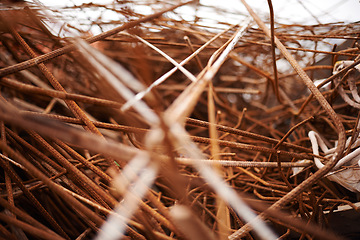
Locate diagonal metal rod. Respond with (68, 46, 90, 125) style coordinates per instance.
(0, 1, 195, 78)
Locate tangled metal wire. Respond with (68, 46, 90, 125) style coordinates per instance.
(0, 1, 359, 240)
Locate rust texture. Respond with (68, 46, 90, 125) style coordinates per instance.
(0, 1, 359, 239)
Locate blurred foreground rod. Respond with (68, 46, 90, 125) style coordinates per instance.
(0, 0, 195, 77)
(73, 18, 279, 240)
(0, 98, 140, 162)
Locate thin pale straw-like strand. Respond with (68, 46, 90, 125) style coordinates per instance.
(310, 132, 360, 192)
(76, 39, 145, 93)
(348, 73, 360, 102)
(75, 39, 160, 126)
(337, 83, 360, 109)
(320, 133, 357, 156)
(309, 131, 360, 170)
(162, 18, 277, 240)
(132, 34, 198, 82)
(308, 131, 330, 155)
(120, 24, 237, 111)
(165, 17, 252, 124)
(95, 153, 158, 240)
(309, 131, 330, 170)
(59, 185, 174, 240)
(169, 124, 278, 240)
(332, 67, 360, 108)
(76, 38, 171, 239)
(331, 144, 360, 170)
(79, 17, 275, 240)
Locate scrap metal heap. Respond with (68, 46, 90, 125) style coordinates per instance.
(0, 1, 359, 239)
